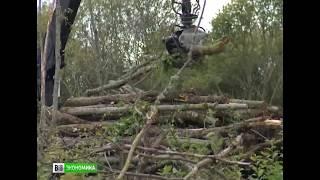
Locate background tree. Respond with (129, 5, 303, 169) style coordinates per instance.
(59, 0, 176, 100)
(159, 0, 284, 106)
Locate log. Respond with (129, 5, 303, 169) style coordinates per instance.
(54, 110, 91, 125)
(57, 121, 115, 130)
(171, 137, 211, 145)
(57, 108, 264, 125)
(191, 36, 230, 58)
(60, 103, 249, 116)
(64, 91, 158, 107)
(64, 92, 268, 108)
(233, 109, 267, 117)
(57, 121, 115, 137)
(229, 99, 265, 108)
(60, 105, 131, 116)
(176, 117, 266, 138)
(176, 94, 229, 104)
(159, 111, 209, 125)
(176, 117, 282, 139)
(267, 106, 281, 113)
(178, 96, 264, 107)
(85, 64, 156, 96)
(61, 103, 276, 123)
(154, 103, 248, 111)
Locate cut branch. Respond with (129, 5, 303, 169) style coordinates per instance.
(176, 116, 267, 138)
(57, 121, 114, 133)
(178, 119, 282, 139)
(100, 170, 183, 180)
(191, 36, 230, 57)
(116, 105, 159, 179)
(85, 63, 156, 96)
(238, 139, 283, 160)
(183, 134, 243, 180)
(137, 153, 196, 164)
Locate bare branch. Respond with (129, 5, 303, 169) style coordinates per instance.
(183, 134, 243, 180)
(85, 63, 156, 96)
(100, 170, 184, 180)
(137, 153, 197, 164)
(176, 117, 264, 138)
(216, 158, 250, 166)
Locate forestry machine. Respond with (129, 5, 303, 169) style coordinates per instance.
(164, 0, 207, 57)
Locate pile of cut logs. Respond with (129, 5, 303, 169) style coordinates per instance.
(53, 87, 282, 179)
(50, 38, 282, 179)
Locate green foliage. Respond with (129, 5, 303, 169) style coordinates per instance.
(37, 2, 52, 36)
(108, 102, 148, 138)
(159, 164, 173, 176)
(159, 164, 188, 177)
(249, 145, 283, 180)
(221, 165, 243, 180)
(108, 114, 143, 138)
(36, 0, 175, 100)
(149, 0, 283, 106)
(208, 0, 283, 105)
(38, 0, 283, 106)
(208, 134, 225, 153)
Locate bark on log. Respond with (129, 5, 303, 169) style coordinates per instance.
(59, 106, 277, 124)
(175, 117, 282, 139)
(160, 111, 209, 125)
(53, 110, 91, 125)
(60, 105, 131, 116)
(165, 136, 211, 147)
(57, 121, 115, 137)
(64, 91, 158, 107)
(64, 92, 268, 108)
(85, 64, 156, 96)
(176, 117, 266, 138)
(57, 121, 115, 130)
(60, 103, 248, 116)
(229, 99, 265, 108)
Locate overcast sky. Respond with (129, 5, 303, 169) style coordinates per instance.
(38, 0, 231, 31)
(196, 0, 231, 31)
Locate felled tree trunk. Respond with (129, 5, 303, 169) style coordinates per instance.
(85, 63, 156, 96)
(49, 110, 90, 125)
(160, 111, 208, 125)
(57, 121, 115, 137)
(64, 92, 267, 108)
(64, 91, 158, 107)
(60, 103, 249, 116)
(175, 117, 282, 139)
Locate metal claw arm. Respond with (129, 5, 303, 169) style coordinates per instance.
(181, 0, 192, 15)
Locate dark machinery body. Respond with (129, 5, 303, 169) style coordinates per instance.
(37, 0, 82, 106)
(164, 0, 207, 57)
